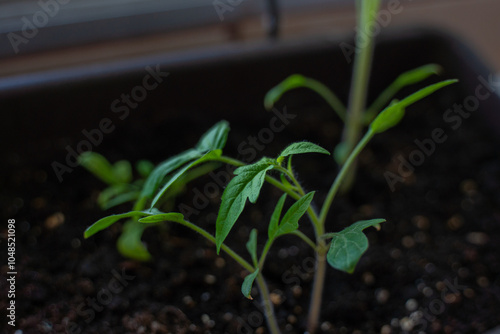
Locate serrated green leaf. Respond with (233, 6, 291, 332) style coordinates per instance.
(151, 150, 222, 208)
(241, 268, 260, 300)
(84, 209, 162, 238)
(326, 219, 385, 273)
(215, 158, 275, 253)
(246, 229, 258, 265)
(275, 192, 314, 238)
(195, 120, 230, 152)
(268, 194, 287, 240)
(117, 220, 152, 261)
(138, 212, 185, 224)
(79, 152, 121, 185)
(278, 142, 330, 161)
(141, 149, 202, 198)
(141, 121, 229, 199)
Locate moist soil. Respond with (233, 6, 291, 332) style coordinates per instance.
(2, 78, 500, 334)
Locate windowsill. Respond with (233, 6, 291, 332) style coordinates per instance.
(0, 0, 499, 80)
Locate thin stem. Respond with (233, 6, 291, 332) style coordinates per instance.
(154, 216, 280, 333)
(291, 230, 317, 251)
(265, 175, 301, 200)
(302, 77, 347, 121)
(320, 129, 375, 226)
(343, 0, 380, 152)
(275, 165, 323, 237)
(218, 155, 302, 200)
(256, 273, 281, 334)
(340, 0, 380, 192)
(171, 217, 254, 272)
(307, 249, 327, 334)
(258, 239, 274, 270)
(217, 155, 246, 167)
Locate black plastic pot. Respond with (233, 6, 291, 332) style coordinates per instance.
(2, 28, 499, 333)
(1, 28, 499, 173)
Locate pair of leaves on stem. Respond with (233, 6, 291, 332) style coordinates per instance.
(242, 192, 315, 299)
(83, 121, 230, 262)
(215, 142, 330, 254)
(141, 120, 230, 206)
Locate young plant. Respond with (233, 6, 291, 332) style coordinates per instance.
(82, 77, 456, 334)
(264, 0, 443, 189)
(82, 2, 458, 333)
(79, 152, 155, 261)
(79, 150, 218, 261)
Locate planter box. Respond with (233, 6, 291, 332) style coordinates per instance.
(1, 29, 499, 333)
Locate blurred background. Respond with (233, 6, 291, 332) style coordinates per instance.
(1, 0, 500, 78)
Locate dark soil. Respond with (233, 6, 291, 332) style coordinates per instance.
(2, 41, 500, 334)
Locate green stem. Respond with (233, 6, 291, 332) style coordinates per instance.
(320, 129, 375, 226)
(217, 155, 245, 167)
(343, 0, 380, 152)
(291, 230, 317, 251)
(258, 239, 274, 270)
(152, 215, 280, 333)
(256, 273, 281, 334)
(171, 217, 254, 272)
(302, 77, 347, 122)
(307, 248, 327, 334)
(276, 165, 323, 237)
(340, 0, 380, 191)
(365, 79, 402, 123)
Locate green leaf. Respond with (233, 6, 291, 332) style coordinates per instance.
(393, 64, 442, 86)
(97, 184, 134, 209)
(365, 64, 442, 121)
(113, 160, 133, 184)
(278, 142, 330, 162)
(215, 158, 275, 253)
(264, 74, 346, 121)
(99, 189, 139, 210)
(246, 229, 258, 265)
(397, 79, 458, 109)
(369, 99, 405, 134)
(326, 219, 385, 273)
(195, 120, 230, 152)
(117, 220, 152, 261)
(84, 209, 162, 238)
(150, 150, 222, 208)
(333, 142, 349, 165)
(141, 149, 202, 198)
(241, 268, 260, 300)
(140, 121, 230, 199)
(138, 212, 186, 224)
(136, 160, 155, 178)
(264, 74, 307, 110)
(268, 194, 287, 240)
(275, 192, 314, 238)
(370, 79, 458, 134)
(79, 152, 120, 185)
